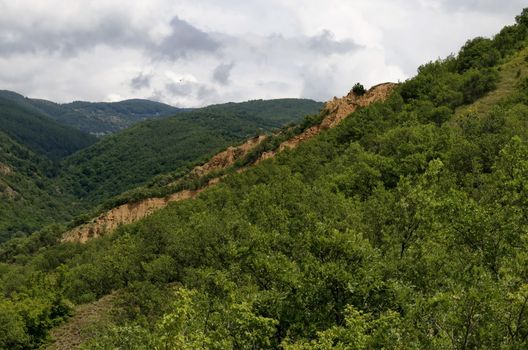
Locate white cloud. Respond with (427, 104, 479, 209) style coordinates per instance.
(0, 0, 525, 107)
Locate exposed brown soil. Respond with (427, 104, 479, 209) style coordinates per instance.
(62, 83, 396, 243)
(47, 294, 116, 350)
(192, 135, 267, 177)
(257, 82, 397, 160)
(63, 189, 202, 243)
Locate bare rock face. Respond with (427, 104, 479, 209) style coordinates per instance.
(257, 82, 397, 160)
(192, 135, 267, 177)
(63, 189, 203, 243)
(322, 83, 396, 129)
(63, 83, 397, 243)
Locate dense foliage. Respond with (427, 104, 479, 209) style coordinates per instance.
(30, 98, 184, 136)
(0, 133, 76, 243)
(57, 99, 323, 208)
(0, 94, 96, 160)
(0, 98, 322, 241)
(1, 9, 528, 350)
(0, 90, 184, 136)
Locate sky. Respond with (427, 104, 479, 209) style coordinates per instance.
(0, 0, 526, 107)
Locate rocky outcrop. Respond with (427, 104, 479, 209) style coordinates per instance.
(257, 82, 397, 160)
(63, 83, 396, 243)
(192, 135, 267, 177)
(63, 189, 203, 243)
(0, 180, 17, 199)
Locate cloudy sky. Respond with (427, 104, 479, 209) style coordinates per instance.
(0, 0, 525, 107)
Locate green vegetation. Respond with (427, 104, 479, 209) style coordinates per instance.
(352, 82, 366, 96)
(57, 98, 323, 208)
(1, 9, 528, 350)
(0, 132, 76, 243)
(0, 90, 184, 136)
(30, 98, 184, 136)
(0, 97, 322, 241)
(0, 94, 96, 160)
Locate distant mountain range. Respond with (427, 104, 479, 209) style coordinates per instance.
(0, 90, 185, 136)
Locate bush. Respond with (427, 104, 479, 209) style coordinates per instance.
(457, 37, 500, 73)
(352, 83, 366, 96)
(462, 68, 499, 103)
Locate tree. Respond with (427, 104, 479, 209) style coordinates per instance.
(352, 83, 366, 96)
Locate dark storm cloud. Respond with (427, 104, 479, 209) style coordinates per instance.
(164, 80, 218, 102)
(212, 62, 234, 85)
(0, 14, 219, 59)
(0, 14, 140, 56)
(130, 73, 152, 90)
(307, 30, 361, 55)
(154, 16, 220, 60)
(197, 85, 218, 100)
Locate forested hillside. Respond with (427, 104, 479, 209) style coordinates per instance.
(1, 9, 528, 350)
(57, 98, 323, 208)
(0, 98, 322, 242)
(30, 98, 184, 136)
(0, 90, 184, 136)
(0, 94, 96, 160)
(0, 133, 75, 242)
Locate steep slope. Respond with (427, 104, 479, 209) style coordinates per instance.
(0, 93, 97, 160)
(62, 84, 395, 243)
(4, 10, 528, 350)
(0, 132, 74, 242)
(57, 98, 323, 208)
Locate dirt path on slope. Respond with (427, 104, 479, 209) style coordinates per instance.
(47, 294, 116, 350)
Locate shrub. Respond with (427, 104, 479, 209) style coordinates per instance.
(352, 83, 366, 96)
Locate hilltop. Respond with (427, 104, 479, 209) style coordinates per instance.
(0, 90, 184, 136)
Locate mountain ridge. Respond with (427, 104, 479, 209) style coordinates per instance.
(62, 83, 396, 243)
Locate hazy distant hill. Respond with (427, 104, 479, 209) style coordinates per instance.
(0, 90, 184, 136)
(30, 98, 184, 136)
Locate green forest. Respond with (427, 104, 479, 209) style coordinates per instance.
(0, 96, 322, 243)
(57, 98, 323, 208)
(0, 90, 185, 136)
(1, 8, 528, 350)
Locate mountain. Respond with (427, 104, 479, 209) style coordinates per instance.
(57, 98, 323, 208)
(0, 90, 184, 136)
(62, 84, 395, 243)
(0, 97, 322, 241)
(2, 8, 528, 350)
(0, 92, 97, 160)
(30, 98, 185, 136)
